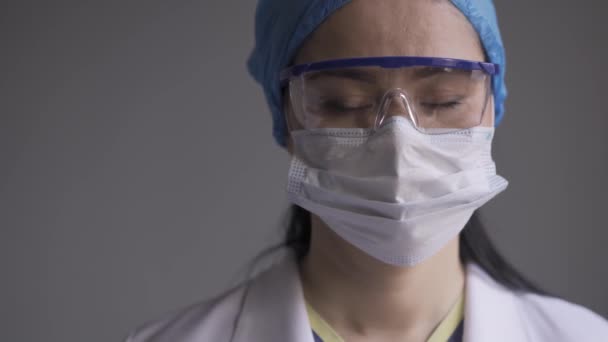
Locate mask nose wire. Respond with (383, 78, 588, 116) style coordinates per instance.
(374, 88, 417, 129)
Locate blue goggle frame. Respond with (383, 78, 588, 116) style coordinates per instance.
(280, 56, 499, 86)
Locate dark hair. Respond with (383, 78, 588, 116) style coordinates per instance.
(284, 205, 548, 295)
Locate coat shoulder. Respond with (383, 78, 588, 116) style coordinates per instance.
(515, 291, 608, 341)
(124, 282, 249, 342)
(467, 263, 608, 341)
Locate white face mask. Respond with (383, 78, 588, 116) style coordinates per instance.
(287, 116, 508, 266)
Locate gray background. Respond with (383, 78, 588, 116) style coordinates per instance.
(1, 1, 606, 341)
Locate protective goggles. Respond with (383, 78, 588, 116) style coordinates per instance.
(280, 57, 498, 133)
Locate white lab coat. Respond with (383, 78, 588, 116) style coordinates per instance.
(126, 255, 608, 342)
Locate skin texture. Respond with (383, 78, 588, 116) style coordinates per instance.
(285, 0, 494, 341)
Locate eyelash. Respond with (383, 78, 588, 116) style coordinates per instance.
(421, 101, 461, 110)
(318, 99, 463, 114)
(324, 101, 373, 112)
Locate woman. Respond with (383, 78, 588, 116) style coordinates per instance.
(125, 0, 608, 341)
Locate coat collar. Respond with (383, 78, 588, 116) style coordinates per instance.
(232, 255, 530, 342)
(232, 255, 315, 342)
(463, 263, 530, 342)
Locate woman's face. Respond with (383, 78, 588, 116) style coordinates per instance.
(286, 0, 493, 141)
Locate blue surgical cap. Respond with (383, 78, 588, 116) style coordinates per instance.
(247, 0, 507, 147)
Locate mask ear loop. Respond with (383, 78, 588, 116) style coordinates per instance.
(374, 89, 418, 131)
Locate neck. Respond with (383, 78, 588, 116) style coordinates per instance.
(299, 214, 465, 341)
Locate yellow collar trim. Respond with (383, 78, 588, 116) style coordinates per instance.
(306, 301, 344, 342)
(427, 292, 465, 342)
(306, 292, 464, 342)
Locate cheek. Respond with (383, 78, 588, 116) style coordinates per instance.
(282, 96, 296, 156)
(482, 95, 495, 127)
(286, 134, 294, 156)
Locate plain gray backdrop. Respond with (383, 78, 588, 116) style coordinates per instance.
(1, 1, 607, 341)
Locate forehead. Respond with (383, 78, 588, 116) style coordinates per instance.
(294, 0, 484, 64)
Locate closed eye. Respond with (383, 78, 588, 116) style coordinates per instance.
(420, 101, 462, 110)
(322, 101, 374, 113)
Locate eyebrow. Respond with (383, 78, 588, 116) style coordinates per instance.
(305, 69, 378, 83)
(411, 67, 455, 80)
(306, 66, 462, 82)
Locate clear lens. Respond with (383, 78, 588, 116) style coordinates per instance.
(287, 65, 492, 132)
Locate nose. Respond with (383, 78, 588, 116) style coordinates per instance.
(375, 89, 417, 128)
